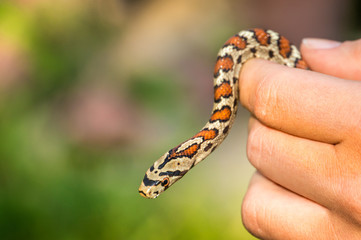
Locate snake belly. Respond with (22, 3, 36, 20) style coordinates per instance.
(139, 28, 308, 199)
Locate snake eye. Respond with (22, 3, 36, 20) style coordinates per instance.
(161, 177, 170, 187)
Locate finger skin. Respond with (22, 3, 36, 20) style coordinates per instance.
(301, 39, 361, 81)
(239, 59, 361, 144)
(247, 117, 338, 208)
(242, 172, 361, 240)
(246, 117, 361, 225)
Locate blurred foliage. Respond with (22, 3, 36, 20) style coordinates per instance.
(128, 71, 185, 117)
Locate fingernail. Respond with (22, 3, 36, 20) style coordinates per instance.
(302, 38, 341, 49)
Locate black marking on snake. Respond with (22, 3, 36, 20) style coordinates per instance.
(277, 37, 292, 58)
(223, 53, 233, 61)
(237, 55, 242, 64)
(159, 170, 187, 177)
(161, 179, 169, 186)
(190, 159, 196, 169)
(158, 143, 200, 169)
(204, 143, 213, 152)
(142, 174, 160, 186)
(223, 126, 229, 134)
(294, 58, 307, 69)
(250, 47, 257, 54)
(157, 153, 176, 170)
(249, 28, 256, 36)
(266, 33, 271, 45)
(139, 190, 147, 197)
(150, 164, 154, 172)
(294, 58, 300, 68)
(268, 50, 274, 58)
(241, 36, 248, 46)
(233, 77, 238, 84)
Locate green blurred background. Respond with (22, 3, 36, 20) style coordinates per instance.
(0, 0, 360, 239)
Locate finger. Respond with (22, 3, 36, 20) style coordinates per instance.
(239, 59, 361, 144)
(301, 38, 361, 81)
(241, 172, 339, 240)
(247, 117, 339, 208)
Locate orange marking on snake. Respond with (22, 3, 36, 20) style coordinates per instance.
(295, 59, 308, 69)
(214, 81, 232, 102)
(180, 144, 200, 158)
(169, 144, 200, 159)
(193, 129, 218, 141)
(210, 107, 231, 122)
(279, 36, 292, 58)
(214, 56, 234, 76)
(225, 35, 247, 49)
(254, 28, 270, 46)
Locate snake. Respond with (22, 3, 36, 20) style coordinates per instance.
(138, 28, 308, 199)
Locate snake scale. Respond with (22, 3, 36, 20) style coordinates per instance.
(139, 28, 308, 199)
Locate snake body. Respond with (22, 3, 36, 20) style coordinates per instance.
(139, 29, 308, 199)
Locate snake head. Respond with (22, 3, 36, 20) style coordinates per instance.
(138, 152, 189, 199)
(138, 174, 170, 199)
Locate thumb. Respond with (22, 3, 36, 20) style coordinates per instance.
(300, 38, 361, 81)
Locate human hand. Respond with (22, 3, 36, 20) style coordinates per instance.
(239, 38, 361, 239)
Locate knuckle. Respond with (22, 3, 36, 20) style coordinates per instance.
(246, 122, 265, 168)
(345, 39, 361, 59)
(241, 193, 265, 237)
(335, 179, 361, 224)
(252, 72, 282, 122)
